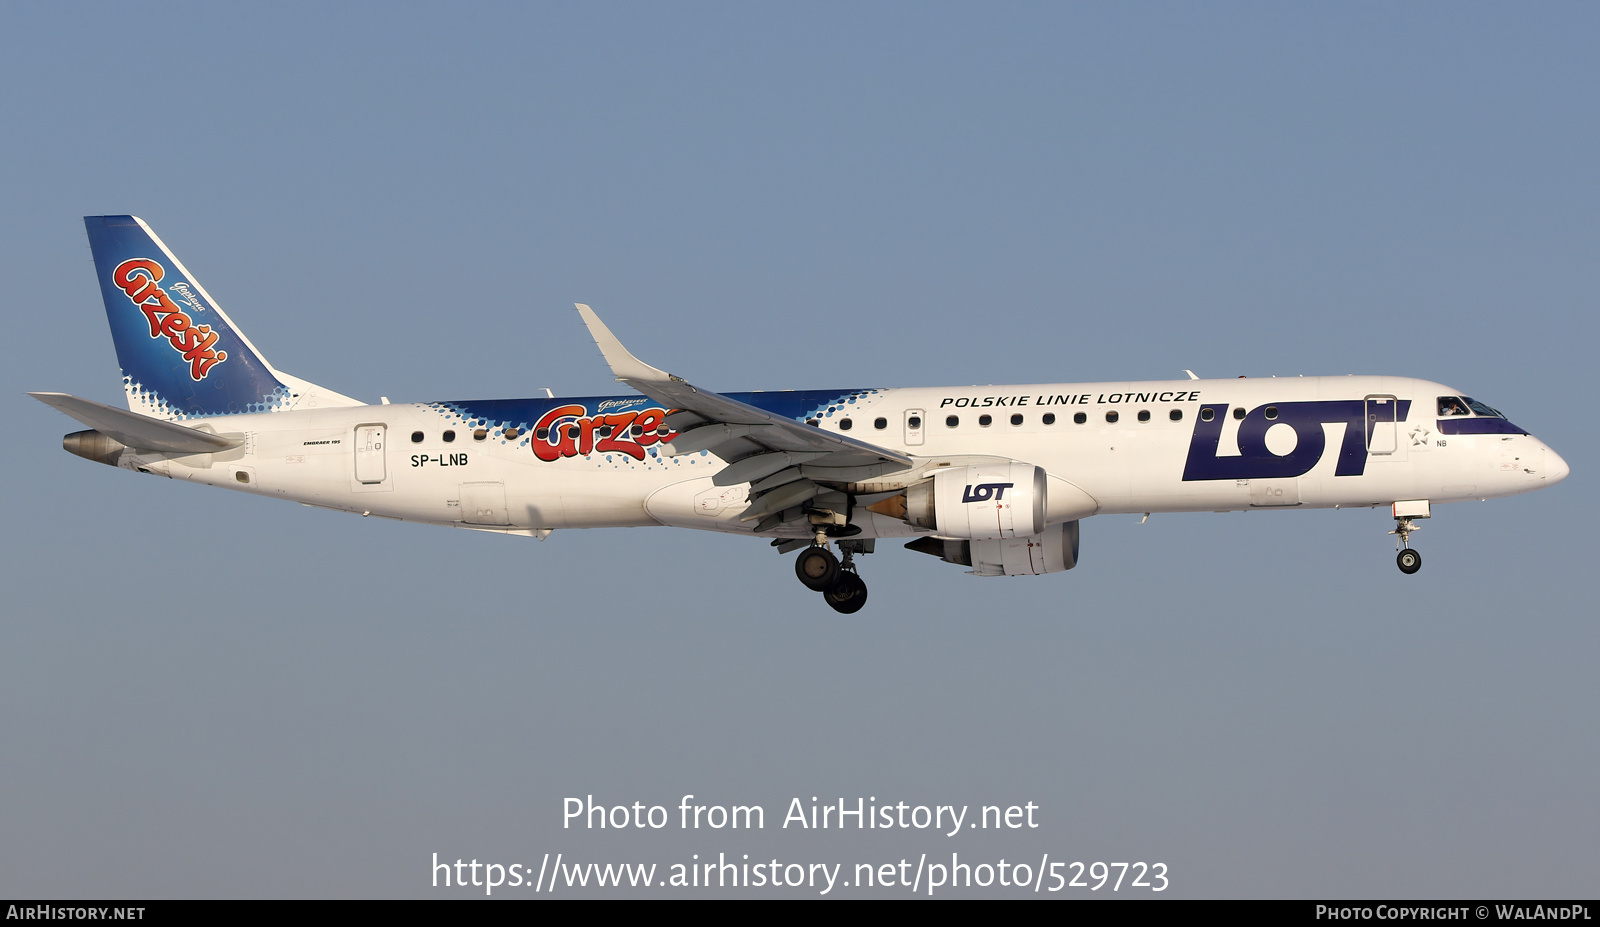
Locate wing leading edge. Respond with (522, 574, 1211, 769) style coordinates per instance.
(575, 304, 913, 525)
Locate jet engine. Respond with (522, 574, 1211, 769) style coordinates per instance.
(906, 521, 1081, 576)
(881, 462, 1046, 539)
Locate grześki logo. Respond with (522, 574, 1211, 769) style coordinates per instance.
(112, 259, 227, 381)
(530, 404, 680, 462)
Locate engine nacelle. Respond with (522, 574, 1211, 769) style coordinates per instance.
(902, 463, 1046, 540)
(905, 521, 1081, 576)
(970, 520, 1079, 576)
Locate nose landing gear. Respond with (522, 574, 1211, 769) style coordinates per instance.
(1391, 514, 1423, 574)
(1388, 501, 1430, 575)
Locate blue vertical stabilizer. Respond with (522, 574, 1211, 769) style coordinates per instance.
(84, 216, 360, 419)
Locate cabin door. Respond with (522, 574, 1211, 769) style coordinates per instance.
(354, 424, 387, 483)
(1365, 396, 1398, 456)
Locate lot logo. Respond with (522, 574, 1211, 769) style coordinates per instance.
(112, 258, 228, 381)
(530, 404, 679, 462)
(1182, 400, 1411, 481)
(962, 482, 1014, 503)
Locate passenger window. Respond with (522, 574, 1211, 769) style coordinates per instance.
(1169, 409, 1183, 421)
(473, 429, 487, 441)
(1137, 410, 1150, 423)
(874, 417, 887, 429)
(410, 431, 424, 443)
(1265, 406, 1278, 420)
(1074, 412, 1087, 424)
(1233, 407, 1245, 420)
(1042, 413, 1056, 425)
(504, 427, 520, 440)
(839, 418, 853, 431)
(946, 415, 958, 427)
(1201, 408, 1214, 422)
(1106, 411, 1119, 423)
(979, 414, 992, 427)
(1010, 413, 1023, 426)
(907, 416, 921, 429)
(443, 430, 456, 443)
(536, 428, 550, 440)
(631, 424, 643, 436)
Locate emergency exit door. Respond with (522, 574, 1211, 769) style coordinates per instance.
(904, 409, 925, 446)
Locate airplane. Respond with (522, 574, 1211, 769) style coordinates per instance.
(32, 216, 1570, 613)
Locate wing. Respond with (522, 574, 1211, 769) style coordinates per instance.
(575, 304, 913, 526)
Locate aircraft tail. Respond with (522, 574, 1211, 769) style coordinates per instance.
(84, 216, 363, 419)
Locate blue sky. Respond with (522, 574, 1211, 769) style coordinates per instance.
(3, 3, 1595, 897)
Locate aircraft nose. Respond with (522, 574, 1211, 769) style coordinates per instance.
(1544, 445, 1570, 484)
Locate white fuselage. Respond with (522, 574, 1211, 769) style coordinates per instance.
(113, 376, 1566, 542)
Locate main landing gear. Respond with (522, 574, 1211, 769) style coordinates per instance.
(793, 535, 870, 614)
(823, 571, 868, 614)
(795, 545, 840, 591)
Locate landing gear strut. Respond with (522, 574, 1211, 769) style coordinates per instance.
(1391, 516, 1422, 575)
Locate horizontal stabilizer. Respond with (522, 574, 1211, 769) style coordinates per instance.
(29, 392, 242, 454)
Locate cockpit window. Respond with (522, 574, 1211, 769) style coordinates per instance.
(1440, 395, 1508, 419)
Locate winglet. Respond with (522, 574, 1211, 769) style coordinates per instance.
(575, 304, 673, 383)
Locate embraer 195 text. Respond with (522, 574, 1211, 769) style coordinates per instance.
(34, 217, 1570, 612)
